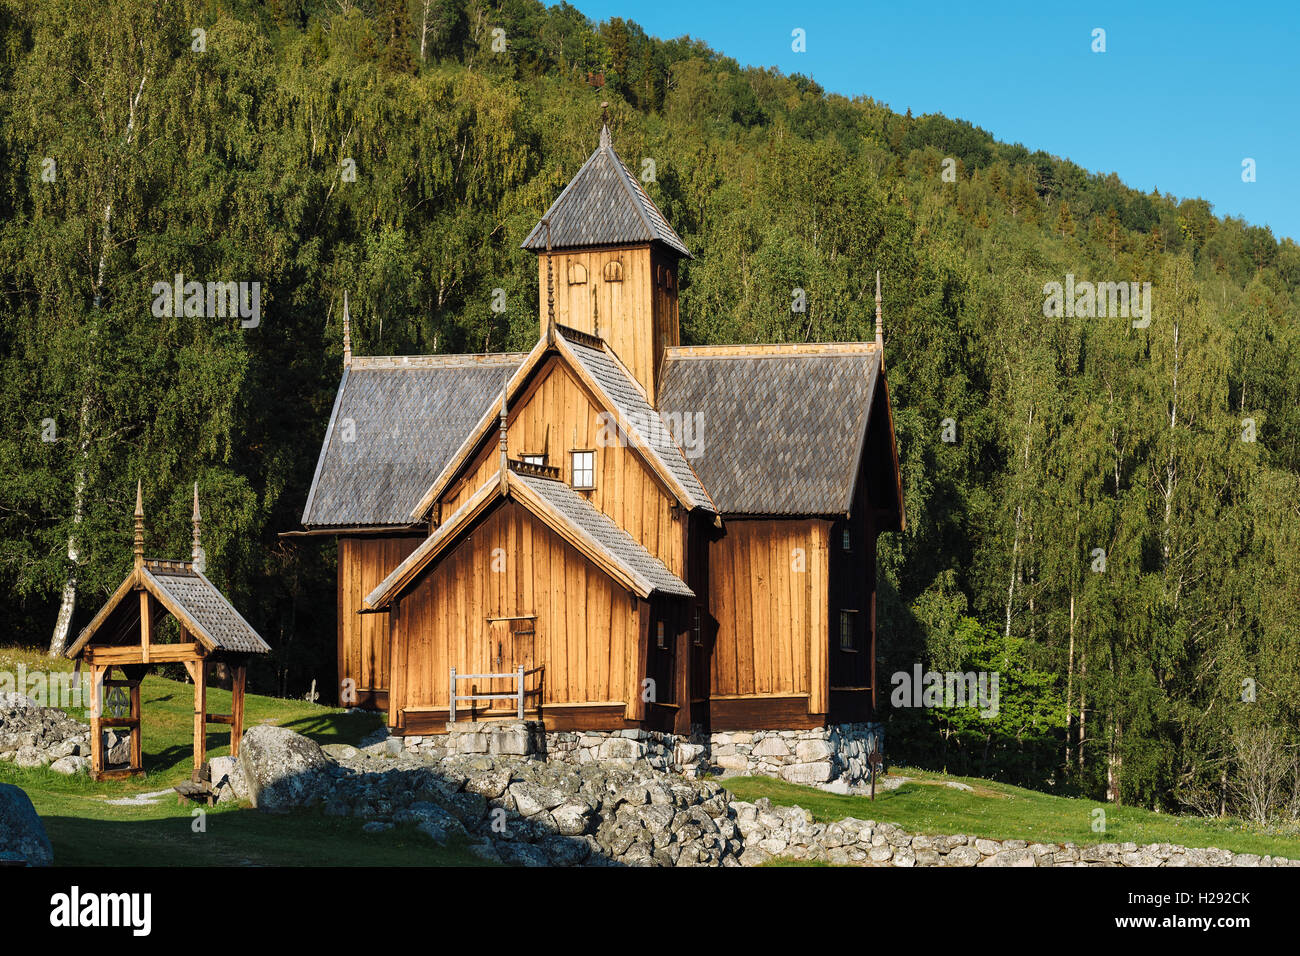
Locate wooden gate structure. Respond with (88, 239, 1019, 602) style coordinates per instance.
(65, 482, 270, 782)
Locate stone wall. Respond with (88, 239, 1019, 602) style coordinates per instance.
(732, 797, 1299, 867)
(403, 721, 885, 788)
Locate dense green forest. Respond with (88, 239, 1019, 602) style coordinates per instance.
(1, 0, 1297, 822)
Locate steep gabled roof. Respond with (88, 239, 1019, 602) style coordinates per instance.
(558, 328, 712, 511)
(301, 353, 526, 528)
(510, 469, 694, 598)
(657, 343, 899, 516)
(520, 125, 691, 258)
(67, 560, 270, 658)
(366, 464, 692, 610)
(409, 327, 713, 521)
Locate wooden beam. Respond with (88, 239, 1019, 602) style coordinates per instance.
(86, 644, 201, 665)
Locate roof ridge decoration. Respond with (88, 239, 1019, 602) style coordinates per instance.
(520, 118, 691, 258)
(663, 342, 880, 360)
(343, 290, 353, 369)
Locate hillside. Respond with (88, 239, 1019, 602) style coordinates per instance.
(0, 0, 1297, 821)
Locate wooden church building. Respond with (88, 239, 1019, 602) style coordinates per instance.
(300, 120, 904, 738)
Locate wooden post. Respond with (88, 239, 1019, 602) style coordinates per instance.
(516, 665, 525, 720)
(129, 679, 143, 770)
(192, 659, 206, 781)
(139, 591, 152, 664)
(449, 666, 457, 722)
(88, 664, 104, 778)
(673, 610, 691, 735)
(230, 664, 246, 757)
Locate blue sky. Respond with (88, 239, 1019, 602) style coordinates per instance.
(553, 0, 1299, 241)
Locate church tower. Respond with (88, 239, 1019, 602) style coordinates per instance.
(521, 111, 691, 405)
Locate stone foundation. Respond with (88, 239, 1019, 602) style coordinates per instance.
(402, 721, 884, 789)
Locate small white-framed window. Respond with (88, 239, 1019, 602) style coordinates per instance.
(692, 606, 702, 646)
(842, 527, 852, 551)
(839, 610, 858, 651)
(522, 454, 545, 466)
(571, 450, 595, 489)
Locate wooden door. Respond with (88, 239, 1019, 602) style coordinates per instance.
(510, 618, 537, 714)
(487, 619, 511, 716)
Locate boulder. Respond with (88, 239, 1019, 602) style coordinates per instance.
(49, 755, 88, 775)
(0, 784, 53, 866)
(237, 726, 331, 811)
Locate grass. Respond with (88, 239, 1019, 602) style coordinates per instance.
(722, 767, 1300, 860)
(0, 646, 489, 866)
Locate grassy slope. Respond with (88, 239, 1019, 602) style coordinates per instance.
(8, 647, 1298, 865)
(0, 648, 488, 866)
(722, 769, 1300, 860)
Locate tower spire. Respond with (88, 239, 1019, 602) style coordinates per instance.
(133, 479, 144, 571)
(342, 290, 353, 369)
(874, 270, 884, 350)
(191, 482, 204, 572)
(599, 101, 610, 148)
(544, 218, 556, 343)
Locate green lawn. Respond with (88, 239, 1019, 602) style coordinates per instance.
(0, 647, 488, 866)
(722, 769, 1300, 860)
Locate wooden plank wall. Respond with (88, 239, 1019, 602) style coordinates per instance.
(538, 244, 657, 398)
(338, 535, 424, 702)
(438, 358, 685, 578)
(705, 518, 829, 712)
(390, 501, 641, 723)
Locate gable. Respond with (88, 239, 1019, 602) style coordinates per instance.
(366, 467, 691, 610)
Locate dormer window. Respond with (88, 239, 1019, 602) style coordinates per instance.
(571, 450, 594, 490)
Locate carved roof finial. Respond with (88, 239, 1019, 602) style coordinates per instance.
(133, 479, 144, 570)
(874, 270, 884, 350)
(599, 101, 611, 148)
(342, 290, 353, 369)
(191, 482, 204, 572)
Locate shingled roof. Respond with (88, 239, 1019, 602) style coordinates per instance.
(302, 354, 526, 528)
(67, 560, 270, 658)
(657, 344, 883, 515)
(520, 125, 691, 257)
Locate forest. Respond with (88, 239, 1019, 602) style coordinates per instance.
(1, 0, 1297, 823)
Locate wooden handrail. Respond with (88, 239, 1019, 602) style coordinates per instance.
(449, 664, 542, 721)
